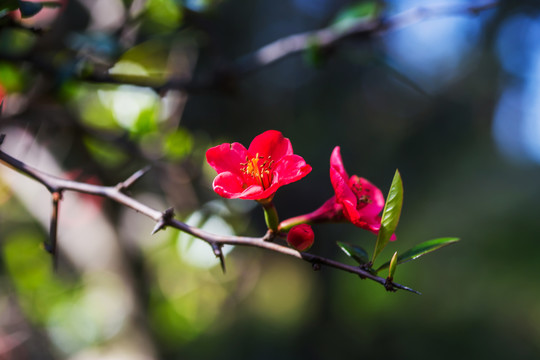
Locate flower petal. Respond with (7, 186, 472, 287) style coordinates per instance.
(330, 167, 359, 223)
(330, 146, 349, 182)
(248, 130, 292, 160)
(273, 154, 312, 186)
(206, 142, 248, 176)
(212, 172, 246, 199)
(349, 176, 385, 217)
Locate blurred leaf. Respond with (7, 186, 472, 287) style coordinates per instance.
(163, 127, 193, 160)
(0, 28, 37, 56)
(372, 169, 403, 262)
(2, 231, 75, 323)
(132, 106, 159, 136)
(337, 241, 369, 265)
(332, 1, 381, 32)
(376, 237, 460, 273)
(0, 62, 25, 92)
(18, 1, 43, 18)
(83, 136, 128, 168)
(111, 40, 170, 83)
(143, 0, 183, 33)
(304, 37, 325, 68)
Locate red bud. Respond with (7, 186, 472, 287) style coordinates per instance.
(287, 224, 314, 252)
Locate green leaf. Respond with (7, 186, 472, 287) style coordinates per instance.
(332, 1, 381, 32)
(388, 251, 398, 279)
(376, 237, 460, 273)
(18, 1, 43, 18)
(372, 169, 403, 262)
(337, 241, 369, 265)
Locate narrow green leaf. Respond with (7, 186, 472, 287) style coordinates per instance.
(376, 237, 460, 273)
(18, 1, 43, 18)
(372, 169, 403, 262)
(337, 241, 369, 265)
(331, 1, 381, 32)
(388, 251, 398, 279)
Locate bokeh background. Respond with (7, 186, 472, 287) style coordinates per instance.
(1, 0, 540, 359)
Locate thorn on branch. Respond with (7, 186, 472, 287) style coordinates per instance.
(116, 166, 151, 192)
(0, 134, 5, 146)
(211, 243, 226, 274)
(47, 191, 63, 270)
(151, 207, 174, 235)
(312, 262, 321, 271)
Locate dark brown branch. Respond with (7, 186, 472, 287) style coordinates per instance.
(0, 145, 418, 293)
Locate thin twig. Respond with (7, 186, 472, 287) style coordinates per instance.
(0, 146, 417, 293)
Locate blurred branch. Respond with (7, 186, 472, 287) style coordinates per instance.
(0, 1, 498, 93)
(236, 1, 499, 74)
(0, 143, 419, 294)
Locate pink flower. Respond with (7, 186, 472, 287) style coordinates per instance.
(278, 146, 395, 240)
(330, 146, 394, 238)
(206, 130, 312, 201)
(0, 83, 5, 108)
(287, 224, 315, 252)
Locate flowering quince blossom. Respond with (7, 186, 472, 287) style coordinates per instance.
(206, 130, 312, 201)
(329, 146, 389, 236)
(278, 146, 395, 240)
(287, 224, 314, 252)
(0, 83, 5, 108)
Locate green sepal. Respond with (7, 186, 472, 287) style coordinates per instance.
(376, 237, 460, 273)
(261, 201, 279, 232)
(372, 169, 403, 263)
(337, 241, 369, 265)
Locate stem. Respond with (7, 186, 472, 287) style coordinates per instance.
(261, 201, 279, 233)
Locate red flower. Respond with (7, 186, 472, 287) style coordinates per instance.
(330, 146, 393, 238)
(206, 130, 312, 201)
(287, 224, 314, 252)
(278, 146, 395, 240)
(0, 83, 5, 108)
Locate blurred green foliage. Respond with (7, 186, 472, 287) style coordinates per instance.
(1, 0, 540, 360)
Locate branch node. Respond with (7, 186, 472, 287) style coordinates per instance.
(384, 277, 397, 292)
(262, 229, 276, 242)
(151, 207, 174, 235)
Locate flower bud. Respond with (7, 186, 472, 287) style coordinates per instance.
(287, 224, 314, 252)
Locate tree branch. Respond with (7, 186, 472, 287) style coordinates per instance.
(0, 1, 498, 92)
(0, 143, 419, 294)
(236, 1, 498, 74)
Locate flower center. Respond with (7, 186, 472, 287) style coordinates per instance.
(351, 179, 372, 209)
(241, 153, 275, 189)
